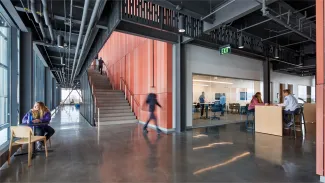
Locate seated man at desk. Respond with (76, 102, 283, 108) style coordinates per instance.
(277, 89, 299, 128)
(22, 102, 55, 150)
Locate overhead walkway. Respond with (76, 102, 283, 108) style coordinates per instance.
(0, 106, 319, 182)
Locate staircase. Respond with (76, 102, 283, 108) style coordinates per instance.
(88, 69, 138, 125)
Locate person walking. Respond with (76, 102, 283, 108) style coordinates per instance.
(98, 57, 104, 75)
(143, 89, 162, 134)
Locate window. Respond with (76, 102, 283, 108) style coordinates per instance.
(311, 86, 315, 103)
(298, 85, 307, 103)
(0, 14, 10, 148)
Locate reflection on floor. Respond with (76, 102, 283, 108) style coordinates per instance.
(0, 106, 319, 182)
(192, 111, 253, 127)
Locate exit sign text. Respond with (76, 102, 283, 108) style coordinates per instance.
(220, 45, 231, 55)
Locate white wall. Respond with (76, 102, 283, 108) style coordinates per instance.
(184, 44, 314, 127)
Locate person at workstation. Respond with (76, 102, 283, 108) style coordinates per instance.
(199, 92, 205, 117)
(248, 92, 265, 113)
(22, 102, 55, 150)
(277, 89, 299, 128)
(220, 93, 226, 116)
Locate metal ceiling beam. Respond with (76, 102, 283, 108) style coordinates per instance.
(15, 6, 108, 29)
(201, 0, 236, 21)
(261, 1, 316, 43)
(203, 0, 278, 32)
(34, 41, 80, 50)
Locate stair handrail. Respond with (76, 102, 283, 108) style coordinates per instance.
(120, 77, 141, 119)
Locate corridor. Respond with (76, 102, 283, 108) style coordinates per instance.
(0, 106, 319, 182)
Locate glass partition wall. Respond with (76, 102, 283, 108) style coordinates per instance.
(192, 74, 262, 127)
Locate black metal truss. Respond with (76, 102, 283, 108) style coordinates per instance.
(119, 0, 303, 70)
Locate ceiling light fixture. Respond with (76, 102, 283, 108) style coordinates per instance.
(61, 56, 66, 65)
(274, 47, 279, 59)
(57, 35, 64, 48)
(178, 15, 185, 33)
(193, 79, 233, 85)
(193, 84, 209, 87)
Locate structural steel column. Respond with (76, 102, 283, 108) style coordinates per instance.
(173, 38, 189, 132)
(10, 28, 18, 125)
(263, 56, 271, 103)
(173, 38, 183, 132)
(19, 32, 33, 121)
(316, 0, 325, 180)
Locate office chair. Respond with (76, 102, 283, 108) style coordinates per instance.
(287, 107, 306, 138)
(211, 104, 222, 120)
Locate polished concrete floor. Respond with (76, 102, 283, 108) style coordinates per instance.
(0, 106, 319, 182)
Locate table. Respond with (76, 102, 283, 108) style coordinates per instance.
(15, 122, 53, 158)
(255, 106, 283, 136)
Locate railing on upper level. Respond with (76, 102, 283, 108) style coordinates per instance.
(121, 0, 203, 38)
(120, 77, 141, 119)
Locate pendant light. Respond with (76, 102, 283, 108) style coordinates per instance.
(274, 47, 279, 59)
(178, 15, 185, 33)
(238, 32, 244, 49)
(57, 35, 64, 48)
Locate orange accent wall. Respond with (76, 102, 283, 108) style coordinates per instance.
(98, 32, 173, 129)
(316, 0, 325, 176)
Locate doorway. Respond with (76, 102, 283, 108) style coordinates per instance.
(279, 83, 285, 103)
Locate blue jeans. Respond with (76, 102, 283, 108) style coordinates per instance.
(283, 108, 300, 124)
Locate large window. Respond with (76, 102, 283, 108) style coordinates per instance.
(34, 54, 45, 102)
(0, 14, 10, 148)
(61, 89, 82, 104)
(192, 74, 261, 127)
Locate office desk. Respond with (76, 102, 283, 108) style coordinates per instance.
(255, 106, 283, 136)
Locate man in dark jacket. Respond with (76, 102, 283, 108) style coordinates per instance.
(143, 89, 162, 134)
(98, 57, 104, 75)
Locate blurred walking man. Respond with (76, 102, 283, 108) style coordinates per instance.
(143, 88, 162, 134)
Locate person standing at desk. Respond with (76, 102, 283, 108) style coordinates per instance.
(277, 89, 299, 128)
(199, 92, 205, 118)
(220, 94, 226, 116)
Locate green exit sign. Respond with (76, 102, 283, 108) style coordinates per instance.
(220, 45, 231, 55)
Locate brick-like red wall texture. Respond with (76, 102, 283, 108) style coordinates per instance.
(98, 32, 173, 129)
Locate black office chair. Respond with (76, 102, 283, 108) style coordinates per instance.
(211, 104, 222, 120)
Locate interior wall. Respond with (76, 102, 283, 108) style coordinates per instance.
(184, 44, 314, 127)
(98, 32, 173, 130)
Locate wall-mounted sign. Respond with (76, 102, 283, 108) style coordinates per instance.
(219, 45, 231, 55)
